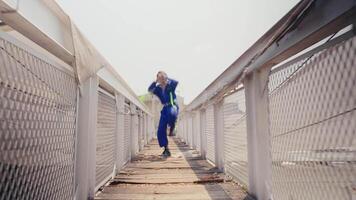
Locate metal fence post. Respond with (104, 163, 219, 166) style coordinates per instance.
(244, 67, 272, 200)
(75, 76, 99, 200)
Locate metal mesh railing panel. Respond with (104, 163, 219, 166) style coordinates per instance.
(123, 104, 131, 164)
(131, 114, 139, 156)
(188, 116, 193, 147)
(269, 35, 356, 200)
(205, 105, 216, 164)
(193, 113, 201, 150)
(116, 101, 125, 170)
(223, 89, 248, 187)
(0, 37, 77, 200)
(96, 91, 116, 187)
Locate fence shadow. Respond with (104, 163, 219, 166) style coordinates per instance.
(172, 136, 254, 200)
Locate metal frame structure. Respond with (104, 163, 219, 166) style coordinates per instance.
(0, 1, 155, 200)
(179, 1, 356, 199)
(1, 0, 356, 199)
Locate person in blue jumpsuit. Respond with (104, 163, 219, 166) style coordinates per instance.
(148, 71, 179, 157)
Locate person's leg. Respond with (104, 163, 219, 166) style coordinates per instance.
(168, 120, 176, 136)
(157, 116, 171, 157)
(167, 105, 178, 136)
(157, 113, 169, 148)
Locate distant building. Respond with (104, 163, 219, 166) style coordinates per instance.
(140, 92, 185, 134)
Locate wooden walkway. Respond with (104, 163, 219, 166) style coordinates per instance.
(95, 137, 251, 200)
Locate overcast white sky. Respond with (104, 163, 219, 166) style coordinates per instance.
(57, 0, 298, 104)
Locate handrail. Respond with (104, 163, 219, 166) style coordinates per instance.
(0, 0, 151, 115)
(184, 0, 356, 112)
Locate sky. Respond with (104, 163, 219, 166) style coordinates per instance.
(56, 0, 299, 104)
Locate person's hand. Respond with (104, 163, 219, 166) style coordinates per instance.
(156, 74, 163, 85)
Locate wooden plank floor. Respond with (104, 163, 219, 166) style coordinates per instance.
(95, 137, 252, 200)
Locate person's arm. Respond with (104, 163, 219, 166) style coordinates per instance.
(168, 78, 178, 92)
(148, 81, 158, 95)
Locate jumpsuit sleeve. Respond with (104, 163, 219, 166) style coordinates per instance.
(168, 78, 179, 92)
(148, 81, 158, 95)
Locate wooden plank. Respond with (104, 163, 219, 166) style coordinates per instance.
(95, 137, 251, 200)
(100, 183, 240, 194)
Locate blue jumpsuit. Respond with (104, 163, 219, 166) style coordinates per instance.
(148, 79, 179, 147)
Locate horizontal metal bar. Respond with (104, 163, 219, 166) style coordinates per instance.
(247, 0, 356, 74)
(0, 31, 74, 75)
(98, 87, 116, 99)
(0, 0, 74, 64)
(271, 25, 355, 74)
(185, 0, 356, 111)
(97, 67, 152, 116)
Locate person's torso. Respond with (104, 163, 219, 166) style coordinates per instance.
(157, 83, 177, 106)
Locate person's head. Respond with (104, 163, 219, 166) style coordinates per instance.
(156, 71, 168, 86)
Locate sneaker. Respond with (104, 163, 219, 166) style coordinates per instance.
(165, 149, 171, 157)
(161, 148, 171, 157)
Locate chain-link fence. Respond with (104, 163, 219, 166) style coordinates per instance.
(96, 90, 116, 188)
(178, 4, 356, 198)
(223, 88, 249, 188)
(0, 36, 77, 200)
(0, 32, 155, 199)
(268, 34, 356, 200)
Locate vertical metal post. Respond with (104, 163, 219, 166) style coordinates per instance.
(244, 67, 272, 200)
(75, 76, 99, 200)
(214, 101, 225, 171)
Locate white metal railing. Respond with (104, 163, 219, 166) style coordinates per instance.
(0, 1, 155, 200)
(178, 1, 356, 200)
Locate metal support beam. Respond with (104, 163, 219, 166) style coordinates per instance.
(75, 76, 99, 200)
(247, 0, 356, 73)
(0, 0, 74, 64)
(97, 67, 151, 116)
(185, 0, 356, 112)
(244, 67, 272, 200)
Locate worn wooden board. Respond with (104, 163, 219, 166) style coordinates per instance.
(95, 137, 252, 200)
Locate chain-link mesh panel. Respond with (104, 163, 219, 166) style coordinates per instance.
(123, 104, 131, 164)
(96, 91, 116, 187)
(223, 89, 248, 187)
(137, 115, 142, 151)
(205, 105, 216, 164)
(116, 98, 124, 170)
(140, 114, 144, 150)
(0, 37, 77, 200)
(182, 117, 187, 143)
(269, 35, 356, 200)
(193, 113, 200, 150)
(188, 116, 193, 147)
(200, 109, 207, 158)
(143, 115, 147, 145)
(131, 113, 139, 156)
